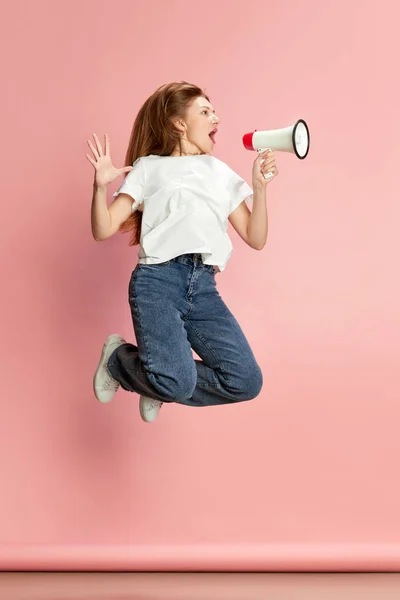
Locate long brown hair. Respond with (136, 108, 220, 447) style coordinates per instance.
(118, 81, 210, 246)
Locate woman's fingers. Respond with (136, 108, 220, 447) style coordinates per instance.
(104, 133, 110, 156)
(87, 139, 99, 160)
(262, 163, 279, 177)
(258, 149, 275, 166)
(92, 133, 103, 156)
(85, 153, 96, 167)
(261, 163, 276, 173)
(262, 156, 275, 166)
(262, 157, 276, 169)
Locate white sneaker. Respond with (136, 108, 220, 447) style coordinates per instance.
(93, 334, 126, 403)
(139, 395, 163, 423)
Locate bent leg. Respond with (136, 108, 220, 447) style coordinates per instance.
(107, 264, 197, 403)
(181, 290, 263, 406)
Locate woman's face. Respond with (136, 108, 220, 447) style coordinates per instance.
(176, 96, 220, 155)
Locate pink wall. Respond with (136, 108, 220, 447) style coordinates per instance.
(1, 0, 400, 570)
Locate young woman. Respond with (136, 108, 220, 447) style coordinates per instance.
(87, 81, 278, 423)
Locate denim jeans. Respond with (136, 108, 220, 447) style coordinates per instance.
(107, 253, 263, 407)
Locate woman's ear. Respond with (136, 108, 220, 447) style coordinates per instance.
(172, 118, 186, 134)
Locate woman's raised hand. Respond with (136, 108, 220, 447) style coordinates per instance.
(86, 133, 133, 187)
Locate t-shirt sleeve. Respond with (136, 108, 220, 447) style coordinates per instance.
(225, 165, 253, 215)
(112, 157, 146, 213)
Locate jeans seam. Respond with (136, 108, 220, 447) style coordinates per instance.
(196, 383, 222, 388)
(130, 289, 154, 374)
(184, 319, 231, 385)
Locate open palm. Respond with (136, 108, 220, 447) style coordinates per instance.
(86, 133, 133, 187)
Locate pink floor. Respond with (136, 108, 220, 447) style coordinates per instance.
(1, 573, 400, 599)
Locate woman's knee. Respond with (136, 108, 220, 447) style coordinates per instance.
(252, 363, 264, 398)
(229, 361, 263, 401)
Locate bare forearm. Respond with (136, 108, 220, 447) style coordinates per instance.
(247, 185, 268, 250)
(91, 183, 111, 241)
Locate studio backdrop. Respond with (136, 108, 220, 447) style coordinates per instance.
(1, 0, 400, 571)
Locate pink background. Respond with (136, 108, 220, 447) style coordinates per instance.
(1, 0, 400, 571)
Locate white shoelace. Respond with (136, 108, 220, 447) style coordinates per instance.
(103, 373, 119, 391)
(144, 400, 163, 411)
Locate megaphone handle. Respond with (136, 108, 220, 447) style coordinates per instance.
(258, 149, 274, 179)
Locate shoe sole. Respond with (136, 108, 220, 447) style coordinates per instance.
(139, 397, 162, 423)
(93, 335, 123, 403)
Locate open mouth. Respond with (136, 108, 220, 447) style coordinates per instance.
(209, 128, 218, 144)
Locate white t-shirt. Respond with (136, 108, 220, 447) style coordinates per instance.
(112, 154, 253, 272)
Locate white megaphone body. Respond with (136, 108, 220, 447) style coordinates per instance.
(243, 119, 310, 159)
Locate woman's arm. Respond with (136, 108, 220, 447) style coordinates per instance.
(86, 132, 135, 241)
(91, 185, 133, 241)
(228, 185, 267, 250)
(228, 149, 278, 250)
(246, 184, 268, 250)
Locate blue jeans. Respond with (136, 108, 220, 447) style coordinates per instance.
(107, 253, 263, 407)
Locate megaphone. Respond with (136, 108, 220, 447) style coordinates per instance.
(243, 119, 310, 159)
